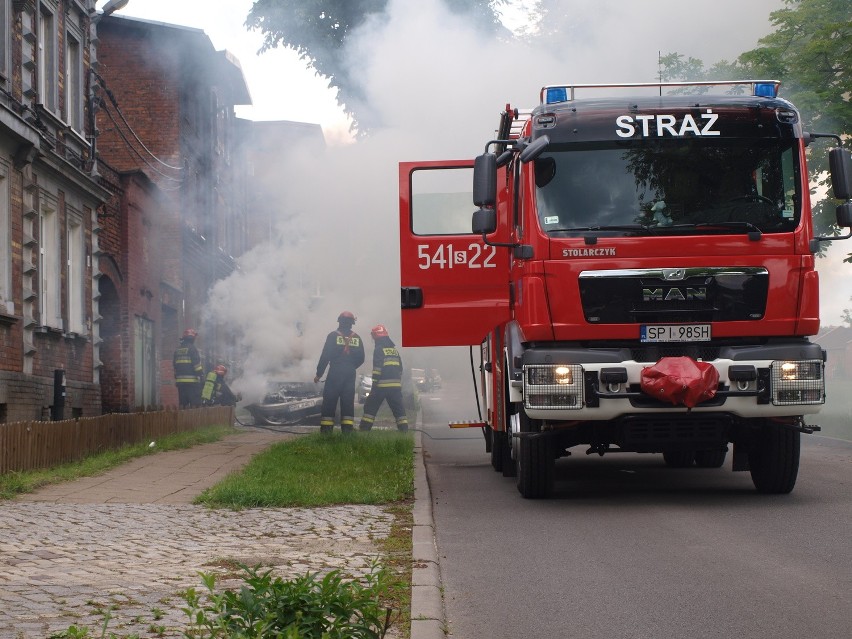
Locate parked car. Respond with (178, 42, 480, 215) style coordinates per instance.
(358, 374, 373, 404)
(411, 368, 428, 392)
(245, 381, 323, 425)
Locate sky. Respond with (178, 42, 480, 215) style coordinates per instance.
(94, 0, 851, 402)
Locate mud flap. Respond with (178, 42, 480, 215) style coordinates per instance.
(732, 443, 750, 471)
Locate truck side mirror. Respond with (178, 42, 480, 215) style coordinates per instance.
(472, 208, 497, 235)
(837, 202, 852, 229)
(519, 135, 550, 163)
(829, 147, 852, 201)
(473, 153, 497, 207)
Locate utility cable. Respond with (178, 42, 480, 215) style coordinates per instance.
(100, 100, 184, 182)
(92, 71, 185, 172)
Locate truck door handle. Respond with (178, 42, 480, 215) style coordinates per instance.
(401, 287, 423, 309)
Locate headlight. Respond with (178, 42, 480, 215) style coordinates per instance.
(554, 366, 573, 385)
(770, 359, 824, 405)
(524, 364, 584, 410)
(777, 361, 821, 381)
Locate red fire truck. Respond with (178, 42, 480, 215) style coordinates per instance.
(399, 80, 852, 498)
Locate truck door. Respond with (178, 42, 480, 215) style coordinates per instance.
(399, 161, 511, 347)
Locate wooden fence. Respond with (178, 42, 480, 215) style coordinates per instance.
(0, 406, 234, 474)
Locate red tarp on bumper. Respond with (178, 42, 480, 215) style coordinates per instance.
(640, 356, 719, 408)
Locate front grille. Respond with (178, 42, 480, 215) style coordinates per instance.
(620, 415, 729, 449)
(578, 267, 768, 324)
(630, 345, 721, 362)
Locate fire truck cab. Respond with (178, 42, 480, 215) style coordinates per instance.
(399, 81, 852, 498)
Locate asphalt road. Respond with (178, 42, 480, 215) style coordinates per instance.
(420, 382, 852, 639)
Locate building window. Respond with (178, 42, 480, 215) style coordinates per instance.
(39, 194, 61, 328)
(0, 161, 9, 314)
(66, 212, 85, 334)
(38, 2, 57, 112)
(65, 32, 82, 131)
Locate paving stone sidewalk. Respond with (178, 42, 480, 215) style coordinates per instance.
(0, 427, 397, 638)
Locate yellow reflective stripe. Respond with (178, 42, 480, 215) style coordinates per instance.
(362, 415, 375, 424)
(376, 381, 401, 388)
(341, 417, 354, 426)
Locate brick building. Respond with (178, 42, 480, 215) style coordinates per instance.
(0, 0, 110, 421)
(93, 14, 251, 411)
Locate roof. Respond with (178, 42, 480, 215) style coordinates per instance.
(813, 326, 852, 350)
(99, 15, 251, 106)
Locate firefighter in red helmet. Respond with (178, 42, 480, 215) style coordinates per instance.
(314, 311, 365, 433)
(201, 364, 238, 407)
(359, 324, 409, 432)
(173, 328, 203, 408)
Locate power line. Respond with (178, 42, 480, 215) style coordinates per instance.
(92, 71, 185, 174)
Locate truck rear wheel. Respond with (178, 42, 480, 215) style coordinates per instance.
(516, 409, 553, 498)
(749, 425, 800, 494)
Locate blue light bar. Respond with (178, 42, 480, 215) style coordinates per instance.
(753, 82, 777, 98)
(545, 87, 569, 104)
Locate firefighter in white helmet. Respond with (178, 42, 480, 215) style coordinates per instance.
(359, 324, 409, 432)
(314, 311, 365, 433)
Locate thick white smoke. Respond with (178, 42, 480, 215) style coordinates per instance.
(198, 0, 849, 407)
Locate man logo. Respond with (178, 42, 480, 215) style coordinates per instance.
(643, 287, 707, 302)
(662, 268, 687, 281)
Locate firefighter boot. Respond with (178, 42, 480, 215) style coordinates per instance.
(341, 424, 353, 435)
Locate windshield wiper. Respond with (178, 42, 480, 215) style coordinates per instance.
(661, 221, 763, 240)
(556, 224, 656, 234)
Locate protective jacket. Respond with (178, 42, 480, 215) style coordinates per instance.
(371, 338, 403, 389)
(315, 330, 365, 378)
(173, 340, 203, 384)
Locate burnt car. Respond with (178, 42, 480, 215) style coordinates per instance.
(245, 381, 323, 425)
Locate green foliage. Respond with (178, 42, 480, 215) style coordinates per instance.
(659, 0, 852, 249)
(245, 0, 507, 133)
(195, 431, 414, 508)
(181, 563, 395, 639)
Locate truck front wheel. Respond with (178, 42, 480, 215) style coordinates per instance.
(748, 424, 800, 494)
(694, 448, 727, 468)
(516, 408, 554, 498)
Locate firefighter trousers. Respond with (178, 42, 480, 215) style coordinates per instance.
(359, 386, 409, 431)
(320, 368, 356, 432)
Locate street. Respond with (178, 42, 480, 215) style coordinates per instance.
(420, 378, 852, 639)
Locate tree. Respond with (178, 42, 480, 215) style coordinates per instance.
(245, 0, 508, 134)
(659, 0, 852, 260)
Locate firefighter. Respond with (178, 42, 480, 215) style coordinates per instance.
(201, 364, 238, 407)
(314, 311, 365, 434)
(359, 324, 409, 432)
(173, 328, 203, 408)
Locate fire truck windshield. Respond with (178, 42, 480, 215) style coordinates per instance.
(534, 138, 799, 236)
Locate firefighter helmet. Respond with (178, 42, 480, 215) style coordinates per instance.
(371, 324, 389, 338)
(182, 328, 198, 339)
(337, 311, 356, 324)
(214, 364, 227, 376)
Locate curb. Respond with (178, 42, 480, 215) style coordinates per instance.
(411, 425, 446, 639)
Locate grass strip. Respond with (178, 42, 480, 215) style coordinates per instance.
(195, 430, 415, 508)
